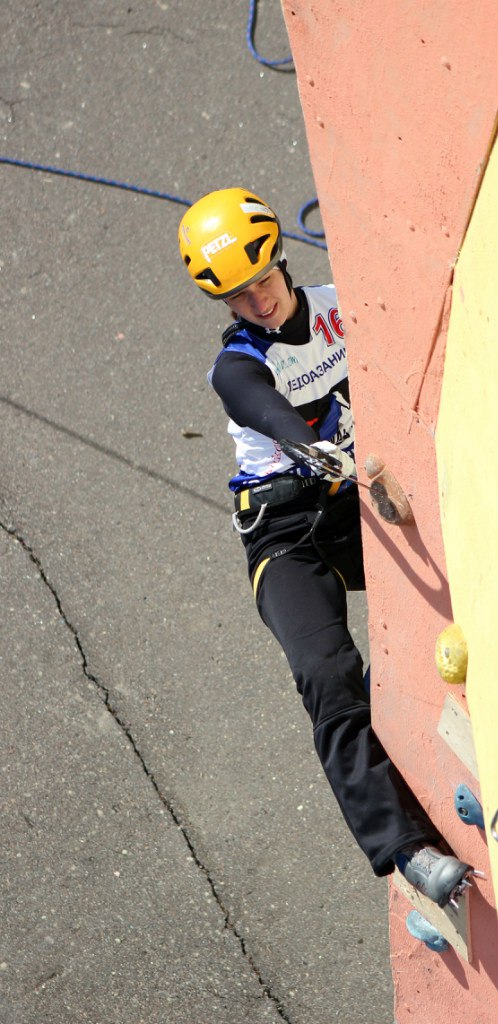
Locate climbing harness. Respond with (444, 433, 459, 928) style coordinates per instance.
(232, 502, 268, 535)
(232, 474, 332, 534)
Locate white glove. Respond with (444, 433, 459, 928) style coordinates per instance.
(311, 440, 357, 480)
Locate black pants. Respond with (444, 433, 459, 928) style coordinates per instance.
(241, 485, 441, 876)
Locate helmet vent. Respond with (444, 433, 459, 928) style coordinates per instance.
(184, 255, 191, 267)
(195, 267, 221, 287)
(244, 234, 270, 265)
(249, 214, 274, 225)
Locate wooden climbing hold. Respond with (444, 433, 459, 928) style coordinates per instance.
(364, 454, 414, 525)
(435, 624, 468, 684)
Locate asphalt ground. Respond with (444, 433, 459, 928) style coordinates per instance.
(1, 3, 393, 1022)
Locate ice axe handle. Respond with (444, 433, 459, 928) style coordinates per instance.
(279, 438, 355, 481)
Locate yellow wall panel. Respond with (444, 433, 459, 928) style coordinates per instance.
(436, 135, 498, 902)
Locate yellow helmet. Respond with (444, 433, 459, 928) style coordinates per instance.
(178, 187, 283, 299)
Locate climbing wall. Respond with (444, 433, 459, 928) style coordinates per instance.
(281, 1, 498, 1020)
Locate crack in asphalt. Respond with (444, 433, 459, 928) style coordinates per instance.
(125, 25, 193, 43)
(69, 18, 193, 43)
(1, 521, 293, 1024)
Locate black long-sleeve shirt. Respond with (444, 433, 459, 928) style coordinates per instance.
(211, 351, 318, 445)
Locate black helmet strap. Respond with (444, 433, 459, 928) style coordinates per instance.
(278, 259, 293, 295)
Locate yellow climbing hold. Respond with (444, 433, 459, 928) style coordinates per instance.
(435, 624, 468, 684)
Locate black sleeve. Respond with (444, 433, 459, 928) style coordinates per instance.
(211, 350, 319, 444)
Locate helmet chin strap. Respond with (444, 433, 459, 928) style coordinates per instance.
(278, 258, 293, 295)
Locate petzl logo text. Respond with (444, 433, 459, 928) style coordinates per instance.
(201, 233, 237, 263)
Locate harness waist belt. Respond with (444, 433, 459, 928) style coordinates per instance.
(234, 475, 333, 516)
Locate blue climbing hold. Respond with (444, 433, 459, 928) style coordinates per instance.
(406, 910, 449, 953)
(454, 783, 485, 829)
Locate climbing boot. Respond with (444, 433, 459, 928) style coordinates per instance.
(395, 845, 473, 909)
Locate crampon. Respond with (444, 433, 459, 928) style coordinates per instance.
(396, 845, 484, 909)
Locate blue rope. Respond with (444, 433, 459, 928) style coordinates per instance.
(0, 156, 327, 250)
(246, 0, 293, 68)
(0, 156, 190, 207)
(297, 199, 325, 240)
(245, 2, 325, 244)
(0, 5, 328, 251)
